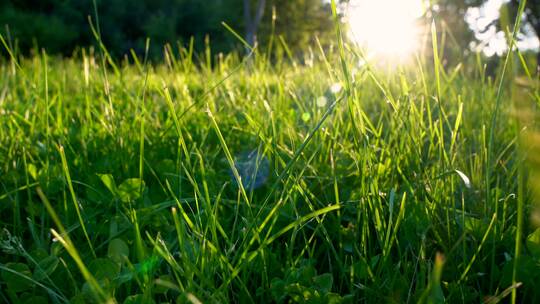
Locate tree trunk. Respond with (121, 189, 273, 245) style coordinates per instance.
(534, 22, 540, 74)
(536, 28, 540, 75)
(537, 48, 540, 75)
(243, 0, 253, 47)
(243, 0, 266, 49)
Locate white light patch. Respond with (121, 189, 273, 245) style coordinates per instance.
(347, 0, 425, 59)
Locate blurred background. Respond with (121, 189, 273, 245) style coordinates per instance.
(0, 0, 538, 65)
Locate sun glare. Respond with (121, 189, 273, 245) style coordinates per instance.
(347, 0, 426, 60)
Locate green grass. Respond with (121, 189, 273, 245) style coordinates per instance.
(1, 24, 540, 303)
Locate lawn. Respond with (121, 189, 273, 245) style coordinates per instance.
(1, 35, 540, 303)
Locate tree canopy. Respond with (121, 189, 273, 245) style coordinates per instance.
(0, 0, 245, 56)
(432, 0, 539, 67)
(0, 0, 335, 58)
(0, 0, 538, 63)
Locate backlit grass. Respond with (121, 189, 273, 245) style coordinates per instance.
(1, 20, 540, 303)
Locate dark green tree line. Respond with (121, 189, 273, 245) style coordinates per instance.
(0, 0, 245, 57)
(0, 0, 336, 58)
(2, 0, 537, 65)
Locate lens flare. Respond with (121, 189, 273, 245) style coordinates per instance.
(347, 0, 426, 60)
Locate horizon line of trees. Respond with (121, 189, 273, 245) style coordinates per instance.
(0, 0, 334, 59)
(0, 0, 538, 66)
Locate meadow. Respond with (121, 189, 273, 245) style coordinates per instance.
(1, 21, 540, 303)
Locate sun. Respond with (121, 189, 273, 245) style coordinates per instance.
(346, 0, 426, 60)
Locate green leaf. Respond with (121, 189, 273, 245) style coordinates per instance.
(108, 238, 130, 263)
(370, 255, 380, 269)
(313, 273, 333, 293)
(526, 228, 540, 258)
(1, 262, 35, 293)
(30, 249, 49, 262)
(464, 216, 486, 239)
(27, 164, 38, 180)
(88, 258, 120, 281)
(33, 255, 59, 281)
(98, 174, 117, 196)
(352, 258, 370, 280)
(270, 278, 286, 301)
(117, 178, 145, 203)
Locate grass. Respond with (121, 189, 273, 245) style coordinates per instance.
(1, 15, 540, 303)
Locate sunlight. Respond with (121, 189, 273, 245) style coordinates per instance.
(346, 0, 426, 60)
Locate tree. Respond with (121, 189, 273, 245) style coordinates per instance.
(259, 0, 335, 53)
(243, 0, 266, 47)
(1, 0, 337, 57)
(428, 0, 540, 71)
(508, 0, 540, 71)
(426, 0, 484, 63)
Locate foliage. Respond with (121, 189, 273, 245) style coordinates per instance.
(259, 0, 335, 53)
(432, 0, 539, 67)
(0, 0, 244, 57)
(424, 0, 484, 64)
(0, 0, 338, 58)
